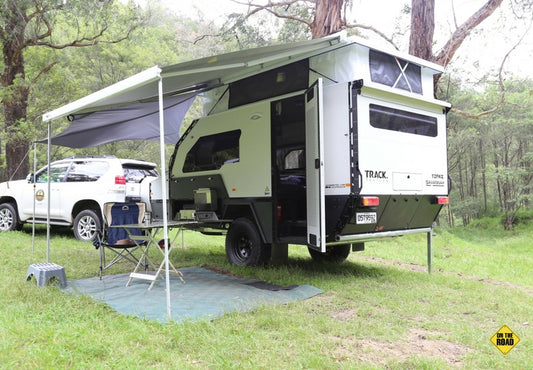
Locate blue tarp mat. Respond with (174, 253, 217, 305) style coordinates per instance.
(65, 267, 323, 323)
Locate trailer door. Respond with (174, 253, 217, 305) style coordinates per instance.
(305, 79, 326, 252)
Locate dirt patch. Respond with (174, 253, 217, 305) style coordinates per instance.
(359, 256, 430, 273)
(330, 308, 357, 322)
(334, 329, 469, 367)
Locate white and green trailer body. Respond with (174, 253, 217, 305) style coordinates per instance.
(167, 35, 450, 265)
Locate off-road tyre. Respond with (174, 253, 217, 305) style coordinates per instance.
(225, 218, 271, 266)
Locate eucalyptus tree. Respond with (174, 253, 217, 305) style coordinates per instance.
(229, 0, 505, 68)
(0, 0, 141, 180)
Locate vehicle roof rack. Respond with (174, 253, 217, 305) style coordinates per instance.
(64, 155, 117, 159)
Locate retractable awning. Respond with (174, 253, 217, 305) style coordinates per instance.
(42, 33, 345, 123)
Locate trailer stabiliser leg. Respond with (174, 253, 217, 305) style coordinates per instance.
(427, 228, 433, 274)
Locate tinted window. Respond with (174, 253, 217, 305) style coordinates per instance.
(123, 166, 159, 183)
(66, 161, 109, 182)
(369, 104, 437, 137)
(36, 163, 71, 183)
(229, 60, 309, 108)
(183, 130, 241, 173)
(369, 49, 422, 94)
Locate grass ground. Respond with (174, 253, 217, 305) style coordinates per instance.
(0, 220, 531, 369)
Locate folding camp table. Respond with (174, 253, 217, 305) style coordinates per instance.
(111, 220, 197, 289)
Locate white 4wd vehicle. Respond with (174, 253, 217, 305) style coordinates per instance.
(0, 156, 158, 241)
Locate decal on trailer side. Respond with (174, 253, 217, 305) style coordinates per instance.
(426, 173, 446, 188)
(365, 170, 388, 179)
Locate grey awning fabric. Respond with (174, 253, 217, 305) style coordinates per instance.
(45, 93, 195, 148)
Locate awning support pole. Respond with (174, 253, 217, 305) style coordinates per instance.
(46, 121, 51, 263)
(32, 142, 37, 254)
(158, 74, 172, 319)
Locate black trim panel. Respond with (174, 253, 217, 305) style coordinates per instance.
(326, 195, 442, 241)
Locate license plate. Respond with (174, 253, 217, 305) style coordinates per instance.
(356, 212, 377, 224)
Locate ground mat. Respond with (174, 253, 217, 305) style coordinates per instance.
(65, 267, 323, 323)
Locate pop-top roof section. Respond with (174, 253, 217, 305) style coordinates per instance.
(369, 49, 424, 94)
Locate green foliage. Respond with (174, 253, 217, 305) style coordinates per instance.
(0, 0, 146, 180)
(276, 4, 313, 42)
(447, 77, 533, 229)
(506, 208, 533, 227)
(467, 215, 503, 231)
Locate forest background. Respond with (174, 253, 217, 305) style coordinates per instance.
(1, 0, 532, 231)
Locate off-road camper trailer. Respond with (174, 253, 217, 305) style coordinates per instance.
(168, 34, 450, 266)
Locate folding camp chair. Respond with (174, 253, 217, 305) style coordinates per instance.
(94, 202, 147, 278)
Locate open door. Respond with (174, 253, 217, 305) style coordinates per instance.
(305, 79, 326, 252)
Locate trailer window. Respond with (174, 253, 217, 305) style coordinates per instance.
(369, 104, 437, 137)
(229, 60, 309, 108)
(284, 149, 305, 170)
(369, 49, 422, 94)
(183, 130, 241, 172)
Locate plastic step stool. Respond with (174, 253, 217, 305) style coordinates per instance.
(26, 263, 67, 288)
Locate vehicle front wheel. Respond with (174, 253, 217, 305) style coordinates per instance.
(308, 244, 351, 263)
(225, 218, 271, 266)
(73, 209, 101, 242)
(0, 203, 21, 231)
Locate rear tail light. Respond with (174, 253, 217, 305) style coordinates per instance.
(362, 196, 380, 207)
(277, 205, 282, 223)
(436, 196, 449, 205)
(115, 175, 126, 185)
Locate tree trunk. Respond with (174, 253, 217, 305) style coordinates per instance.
(434, 0, 504, 67)
(1, 2, 30, 180)
(480, 139, 488, 214)
(409, 0, 504, 88)
(409, 0, 435, 61)
(311, 0, 345, 39)
(3, 93, 30, 180)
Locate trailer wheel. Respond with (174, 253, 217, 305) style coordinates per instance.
(225, 218, 271, 266)
(308, 244, 351, 263)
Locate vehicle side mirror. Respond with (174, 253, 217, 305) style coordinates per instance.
(27, 173, 34, 183)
